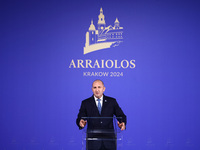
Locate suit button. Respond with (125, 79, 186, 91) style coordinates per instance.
(101, 122, 103, 124)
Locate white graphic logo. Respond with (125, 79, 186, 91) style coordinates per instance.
(84, 8, 123, 54)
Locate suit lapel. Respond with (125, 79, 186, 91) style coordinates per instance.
(101, 95, 108, 115)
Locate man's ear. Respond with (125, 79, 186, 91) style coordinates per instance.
(103, 86, 106, 92)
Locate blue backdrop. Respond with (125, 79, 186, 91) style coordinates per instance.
(1, 0, 200, 150)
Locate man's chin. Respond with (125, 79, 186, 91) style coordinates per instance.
(95, 94, 100, 98)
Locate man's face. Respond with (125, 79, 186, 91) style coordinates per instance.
(92, 80, 105, 98)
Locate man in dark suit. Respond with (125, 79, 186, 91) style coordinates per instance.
(76, 80, 126, 150)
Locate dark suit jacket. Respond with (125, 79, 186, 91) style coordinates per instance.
(76, 95, 126, 150)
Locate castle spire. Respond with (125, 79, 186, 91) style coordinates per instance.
(98, 7, 105, 25)
(89, 20, 96, 31)
(100, 7, 103, 13)
(114, 17, 120, 29)
(115, 18, 119, 23)
(98, 7, 106, 32)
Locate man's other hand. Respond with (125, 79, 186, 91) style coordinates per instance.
(79, 119, 87, 128)
(117, 122, 125, 131)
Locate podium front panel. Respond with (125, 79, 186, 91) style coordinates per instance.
(81, 117, 123, 150)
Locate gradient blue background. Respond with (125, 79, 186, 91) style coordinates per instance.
(1, 0, 200, 149)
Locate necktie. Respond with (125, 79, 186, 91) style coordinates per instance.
(97, 99, 101, 114)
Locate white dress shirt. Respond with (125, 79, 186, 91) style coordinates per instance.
(94, 95, 103, 108)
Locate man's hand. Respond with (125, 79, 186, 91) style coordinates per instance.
(117, 122, 126, 131)
(79, 119, 87, 128)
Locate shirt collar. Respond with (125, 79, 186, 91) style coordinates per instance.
(94, 95, 103, 101)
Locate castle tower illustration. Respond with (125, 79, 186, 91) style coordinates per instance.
(98, 8, 106, 34)
(114, 18, 120, 29)
(89, 20, 96, 45)
(84, 8, 123, 54)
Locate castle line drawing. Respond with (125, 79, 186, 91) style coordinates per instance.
(84, 8, 123, 54)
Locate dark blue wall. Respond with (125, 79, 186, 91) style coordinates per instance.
(1, 0, 200, 149)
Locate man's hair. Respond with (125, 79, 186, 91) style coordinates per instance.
(92, 79, 104, 86)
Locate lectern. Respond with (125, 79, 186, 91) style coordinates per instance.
(82, 117, 123, 150)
